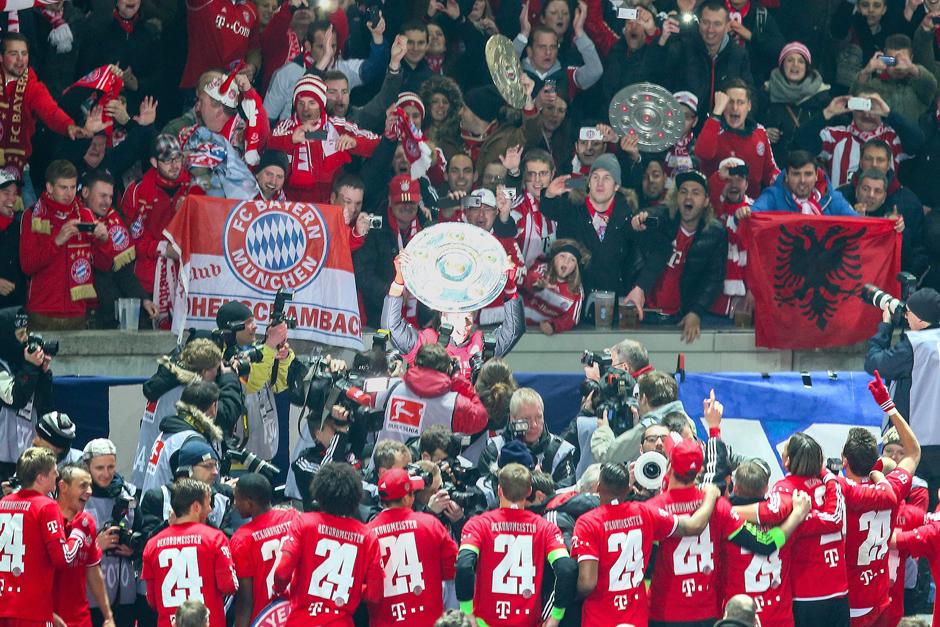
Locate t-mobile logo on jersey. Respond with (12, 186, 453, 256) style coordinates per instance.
(681, 578, 696, 597)
(496, 601, 512, 620)
(614, 594, 630, 610)
(390, 603, 407, 621)
(860, 569, 875, 585)
(823, 548, 840, 567)
(213, 14, 251, 37)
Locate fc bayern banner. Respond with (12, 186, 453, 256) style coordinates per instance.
(163, 196, 364, 349)
(742, 213, 900, 350)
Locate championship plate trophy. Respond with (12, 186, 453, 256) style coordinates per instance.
(608, 82, 685, 152)
(485, 34, 528, 109)
(401, 223, 509, 313)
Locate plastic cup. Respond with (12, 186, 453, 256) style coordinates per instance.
(116, 298, 140, 331)
(594, 291, 615, 329)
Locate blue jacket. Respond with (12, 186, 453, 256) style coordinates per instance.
(752, 170, 858, 216)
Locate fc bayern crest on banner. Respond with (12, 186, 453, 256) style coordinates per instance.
(249, 599, 290, 627)
(223, 201, 330, 293)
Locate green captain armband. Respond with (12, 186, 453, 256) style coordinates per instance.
(460, 600, 474, 615)
(550, 607, 565, 620)
(768, 526, 786, 550)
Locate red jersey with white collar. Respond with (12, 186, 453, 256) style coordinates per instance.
(230, 507, 300, 620)
(646, 227, 695, 315)
(366, 507, 458, 627)
(0, 489, 86, 623)
(722, 495, 794, 627)
(141, 522, 238, 627)
(840, 469, 911, 615)
(54, 511, 104, 627)
(274, 511, 383, 626)
(571, 501, 678, 626)
(647, 487, 743, 622)
(459, 507, 568, 627)
(521, 262, 583, 333)
(757, 473, 847, 601)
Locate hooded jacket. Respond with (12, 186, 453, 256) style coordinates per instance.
(139, 401, 224, 494)
(751, 168, 857, 215)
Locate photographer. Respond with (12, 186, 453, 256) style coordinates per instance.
(139, 381, 224, 494)
(0, 306, 55, 480)
(591, 370, 687, 466)
(33, 410, 84, 468)
(479, 388, 576, 488)
(82, 439, 139, 627)
(132, 338, 243, 487)
(215, 300, 295, 461)
(865, 287, 940, 506)
(287, 403, 360, 509)
(373, 343, 488, 450)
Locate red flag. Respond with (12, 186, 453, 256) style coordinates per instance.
(65, 66, 123, 142)
(742, 213, 901, 349)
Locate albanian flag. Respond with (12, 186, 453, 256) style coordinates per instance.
(741, 213, 900, 349)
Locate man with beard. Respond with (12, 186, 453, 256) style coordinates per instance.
(637, 156, 669, 210)
(269, 75, 379, 202)
(121, 135, 193, 300)
(84, 169, 158, 329)
(751, 149, 858, 215)
(252, 150, 288, 201)
(53, 464, 116, 627)
(0, 33, 97, 180)
(635, 170, 729, 343)
(0, 307, 54, 481)
(0, 169, 25, 308)
(707, 158, 754, 318)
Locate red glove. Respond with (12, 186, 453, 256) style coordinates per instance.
(868, 370, 896, 413)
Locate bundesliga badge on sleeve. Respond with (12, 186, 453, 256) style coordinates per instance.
(402, 223, 508, 313)
(608, 83, 685, 152)
(485, 35, 529, 109)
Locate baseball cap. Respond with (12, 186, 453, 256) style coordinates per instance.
(908, 288, 940, 326)
(36, 411, 76, 450)
(675, 169, 709, 193)
(389, 175, 420, 205)
(172, 439, 219, 477)
(669, 438, 704, 479)
(673, 91, 699, 112)
(377, 468, 425, 501)
(216, 300, 252, 330)
(153, 134, 182, 162)
(469, 188, 496, 208)
(0, 167, 20, 188)
(82, 438, 117, 461)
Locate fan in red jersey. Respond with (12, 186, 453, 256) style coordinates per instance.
(734, 431, 849, 626)
(0, 448, 89, 626)
(521, 239, 589, 335)
(273, 462, 384, 626)
(230, 473, 300, 627)
(647, 433, 805, 626)
(835, 372, 922, 627)
(53, 465, 116, 627)
(572, 462, 723, 627)
(141, 479, 239, 627)
(366, 467, 458, 627)
(456, 463, 577, 627)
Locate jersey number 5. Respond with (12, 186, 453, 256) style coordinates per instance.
(159, 546, 204, 607)
(492, 534, 537, 596)
(0, 512, 25, 574)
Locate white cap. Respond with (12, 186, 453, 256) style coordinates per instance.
(82, 438, 117, 461)
(469, 188, 496, 208)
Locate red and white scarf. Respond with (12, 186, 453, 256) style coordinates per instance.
(792, 189, 823, 215)
(32, 193, 96, 300)
(101, 207, 135, 270)
(585, 197, 613, 241)
(395, 107, 433, 179)
(65, 66, 123, 144)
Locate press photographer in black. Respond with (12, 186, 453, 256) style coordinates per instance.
(865, 285, 940, 507)
(0, 306, 55, 481)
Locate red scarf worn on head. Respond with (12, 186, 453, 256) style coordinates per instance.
(113, 8, 138, 33)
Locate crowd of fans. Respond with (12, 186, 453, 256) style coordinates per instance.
(4, 0, 940, 626)
(1, 0, 939, 341)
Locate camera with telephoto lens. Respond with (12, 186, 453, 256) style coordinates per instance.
(270, 288, 298, 329)
(634, 451, 667, 492)
(229, 344, 265, 376)
(225, 444, 281, 482)
(26, 333, 59, 357)
(106, 496, 145, 553)
(439, 455, 485, 512)
(860, 272, 918, 326)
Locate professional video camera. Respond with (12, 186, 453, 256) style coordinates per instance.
(271, 288, 298, 329)
(860, 272, 918, 326)
(580, 350, 637, 435)
(26, 333, 59, 357)
(105, 496, 146, 553)
(307, 355, 386, 431)
(225, 444, 281, 482)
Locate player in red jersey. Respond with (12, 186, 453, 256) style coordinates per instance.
(52, 465, 115, 627)
(273, 462, 384, 626)
(573, 462, 724, 627)
(648, 437, 802, 627)
(891, 510, 940, 626)
(456, 463, 577, 627)
(836, 371, 921, 627)
(141, 479, 238, 627)
(366, 467, 458, 627)
(0, 447, 88, 627)
(735, 432, 849, 626)
(230, 473, 300, 627)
